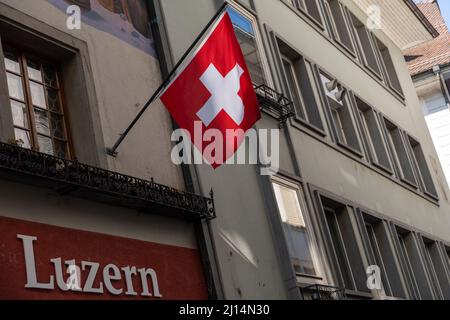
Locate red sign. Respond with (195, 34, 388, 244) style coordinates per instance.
(160, 12, 261, 168)
(0, 216, 208, 300)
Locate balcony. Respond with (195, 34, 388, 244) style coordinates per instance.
(0, 142, 215, 221)
(300, 284, 347, 300)
(254, 84, 295, 127)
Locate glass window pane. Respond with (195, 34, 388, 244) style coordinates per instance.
(273, 182, 306, 227)
(14, 128, 31, 149)
(26, 57, 43, 82)
(228, 7, 254, 35)
(37, 135, 54, 155)
(6, 73, 24, 100)
(29, 82, 47, 109)
(51, 114, 65, 139)
(42, 64, 58, 87)
(46, 88, 61, 112)
(273, 181, 317, 276)
(10, 100, 29, 128)
(228, 7, 266, 85)
(54, 140, 67, 159)
(4, 51, 21, 74)
(34, 108, 50, 136)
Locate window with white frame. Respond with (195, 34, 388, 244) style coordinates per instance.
(272, 179, 320, 277)
(228, 6, 267, 86)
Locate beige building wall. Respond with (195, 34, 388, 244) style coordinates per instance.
(158, 0, 450, 299)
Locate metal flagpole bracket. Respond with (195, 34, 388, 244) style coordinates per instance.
(106, 2, 229, 157)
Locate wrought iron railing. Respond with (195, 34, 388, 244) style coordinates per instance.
(300, 284, 346, 300)
(0, 142, 215, 220)
(254, 84, 295, 126)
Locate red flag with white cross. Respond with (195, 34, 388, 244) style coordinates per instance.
(160, 11, 261, 168)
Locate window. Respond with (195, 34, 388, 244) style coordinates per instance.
(407, 136, 438, 199)
(3, 46, 70, 158)
(395, 229, 439, 300)
(272, 180, 319, 277)
(347, 12, 381, 77)
(319, 197, 368, 292)
(373, 37, 403, 96)
(354, 97, 392, 172)
(291, 0, 324, 26)
(228, 7, 267, 85)
(421, 238, 449, 299)
(362, 215, 407, 298)
(383, 118, 417, 187)
(323, 0, 355, 54)
(319, 73, 361, 153)
(276, 39, 324, 131)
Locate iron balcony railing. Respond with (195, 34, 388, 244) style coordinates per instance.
(300, 284, 347, 300)
(254, 84, 295, 126)
(0, 142, 215, 220)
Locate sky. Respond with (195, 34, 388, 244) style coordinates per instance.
(438, 0, 450, 28)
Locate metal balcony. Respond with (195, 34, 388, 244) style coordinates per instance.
(0, 142, 215, 221)
(254, 84, 295, 127)
(300, 284, 347, 300)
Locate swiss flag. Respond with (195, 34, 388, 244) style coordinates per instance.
(160, 12, 261, 168)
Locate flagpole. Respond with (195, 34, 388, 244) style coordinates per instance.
(107, 2, 229, 157)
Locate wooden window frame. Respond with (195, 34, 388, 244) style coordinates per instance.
(3, 44, 73, 159)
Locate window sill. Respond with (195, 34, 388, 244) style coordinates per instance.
(292, 116, 327, 137)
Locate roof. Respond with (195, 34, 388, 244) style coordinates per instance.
(404, 0, 450, 76)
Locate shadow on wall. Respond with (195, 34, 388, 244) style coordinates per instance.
(48, 0, 157, 57)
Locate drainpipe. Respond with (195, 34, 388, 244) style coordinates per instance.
(432, 65, 450, 109)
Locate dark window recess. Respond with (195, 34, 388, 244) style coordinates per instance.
(277, 40, 324, 130)
(347, 12, 381, 77)
(354, 97, 391, 171)
(421, 238, 449, 299)
(396, 229, 435, 300)
(383, 118, 417, 187)
(323, 0, 355, 54)
(362, 215, 407, 299)
(319, 73, 361, 153)
(291, 0, 324, 26)
(320, 198, 368, 293)
(407, 136, 438, 199)
(374, 37, 404, 96)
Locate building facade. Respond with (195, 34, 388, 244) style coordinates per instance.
(0, 0, 217, 300)
(156, 0, 450, 300)
(403, 0, 450, 190)
(0, 0, 449, 301)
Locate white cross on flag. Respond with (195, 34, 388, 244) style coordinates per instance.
(160, 11, 261, 169)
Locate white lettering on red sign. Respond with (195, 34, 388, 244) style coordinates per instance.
(17, 234, 163, 298)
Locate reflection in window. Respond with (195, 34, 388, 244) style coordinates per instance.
(3, 46, 70, 158)
(272, 181, 318, 277)
(228, 7, 266, 85)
